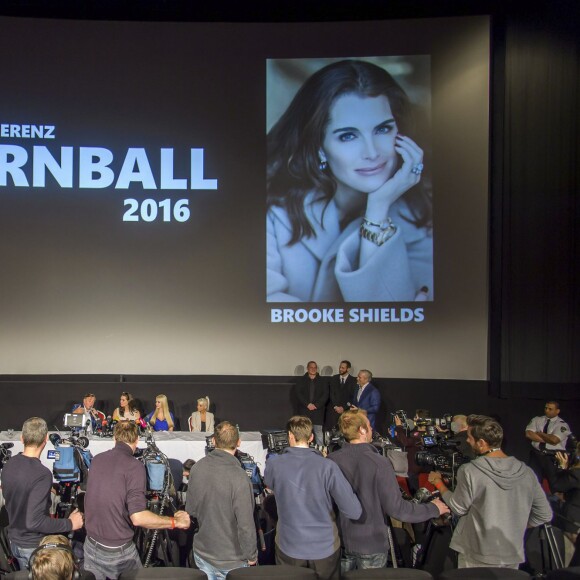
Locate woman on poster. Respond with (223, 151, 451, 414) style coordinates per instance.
(267, 59, 433, 303)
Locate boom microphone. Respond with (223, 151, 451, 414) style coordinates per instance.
(1, 442, 13, 449)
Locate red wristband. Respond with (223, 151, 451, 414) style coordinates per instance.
(170, 517, 175, 529)
(434, 480, 444, 490)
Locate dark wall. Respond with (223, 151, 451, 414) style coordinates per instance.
(0, 2, 578, 465)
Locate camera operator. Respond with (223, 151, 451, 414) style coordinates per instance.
(185, 421, 258, 579)
(428, 415, 552, 569)
(264, 416, 362, 580)
(329, 409, 448, 572)
(1, 417, 83, 570)
(549, 443, 580, 543)
(394, 409, 431, 494)
(449, 415, 476, 460)
(83, 421, 190, 580)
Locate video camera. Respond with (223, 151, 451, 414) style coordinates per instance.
(414, 413, 453, 430)
(544, 432, 578, 468)
(0, 442, 13, 470)
(415, 433, 469, 489)
(261, 429, 289, 454)
(135, 431, 172, 493)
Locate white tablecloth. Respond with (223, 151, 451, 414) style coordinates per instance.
(0, 430, 267, 474)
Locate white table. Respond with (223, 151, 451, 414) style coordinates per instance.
(0, 430, 267, 474)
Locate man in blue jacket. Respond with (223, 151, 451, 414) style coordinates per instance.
(264, 416, 362, 580)
(350, 369, 381, 429)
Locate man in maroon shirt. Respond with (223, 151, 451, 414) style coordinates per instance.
(83, 421, 190, 580)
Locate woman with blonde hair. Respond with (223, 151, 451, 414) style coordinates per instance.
(145, 394, 175, 431)
(188, 396, 215, 433)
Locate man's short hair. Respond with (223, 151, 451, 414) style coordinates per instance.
(546, 400, 560, 410)
(214, 421, 239, 450)
(453, 414, 468, 427)
(467, 415, 503, 448)
(22, 417, 48, 448)
(83, 393, 96, 399)
(286, 415, 313, 444)
(30, 535, 75, 580)
(340, 360, 352, 369)
(359, 369, 372, 381)
(415, 409, 431, 419)
(338, 409, 368, 442)
(114, 421, 139, 445)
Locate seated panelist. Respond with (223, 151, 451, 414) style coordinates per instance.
(188, 396, 215, 433)
(112, 391, 141, 422)
(71, 393, 105, 431)
(145, 394, 175, 431)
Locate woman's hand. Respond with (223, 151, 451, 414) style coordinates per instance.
(394, 415, 402, 427)
(365, 134, 423, 223)
(556, 451, 569, 469)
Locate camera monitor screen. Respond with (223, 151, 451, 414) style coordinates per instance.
(63, 413, 85, 428)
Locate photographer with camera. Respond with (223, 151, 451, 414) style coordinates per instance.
(427, 415, 552, 569)
(449, 415, 476, 460)
(83, 421, 190, 580)
(394, 409, 431, 494)
(1, 417, 83, 570)
(329, 409, 448, 572)
(549, 443, 580, 543)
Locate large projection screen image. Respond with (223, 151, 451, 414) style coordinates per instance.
(0, 16, 490, 378)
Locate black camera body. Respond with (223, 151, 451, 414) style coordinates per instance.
(415, 433, 469, 487)
(0, 442, 12, 469)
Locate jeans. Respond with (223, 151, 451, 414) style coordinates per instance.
(10, 542, 36, 571)
(313, 424, 324, 446)
(341, 549, 387, 573)
(194, 552, 248, 580)
(83, 538, 142, 580)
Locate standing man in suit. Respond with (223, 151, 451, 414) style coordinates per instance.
(295, 361, 329, 446)
(325, 360, 357, 431)
(351, 369, 381, 430)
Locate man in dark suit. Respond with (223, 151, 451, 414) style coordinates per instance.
(351, 369, 381, 430)
(295, 361, 329, 445)
(325, 360, 357, 431)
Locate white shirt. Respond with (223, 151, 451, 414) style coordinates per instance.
(526, 415, 570, 451)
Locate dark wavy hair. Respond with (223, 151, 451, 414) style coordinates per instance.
(267, 59, 432, 245)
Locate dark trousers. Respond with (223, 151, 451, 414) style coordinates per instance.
(528, 448, 557, 488)
(276, 546, 340, 580)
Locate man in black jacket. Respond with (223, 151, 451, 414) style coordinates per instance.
(325, 360, 357, 431)
(295, 361, 329, 445)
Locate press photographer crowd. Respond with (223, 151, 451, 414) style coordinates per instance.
(0, 361, 577, 579)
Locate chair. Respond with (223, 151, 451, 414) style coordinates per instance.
(343, 570, 434, 579)
(437, 568, 531, 579)
(226, 565, 317, 578)
(545, 567, 580, 579)
(118, 568, 207, 579)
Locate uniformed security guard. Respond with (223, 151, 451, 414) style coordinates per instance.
(525, 400, 571, 485)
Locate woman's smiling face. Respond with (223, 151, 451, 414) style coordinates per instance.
(321, 93, 398, 197)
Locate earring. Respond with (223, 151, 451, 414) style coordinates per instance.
(318, 151, 327, 171)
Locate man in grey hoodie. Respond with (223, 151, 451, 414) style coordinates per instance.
(428, 414, 552, 569)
